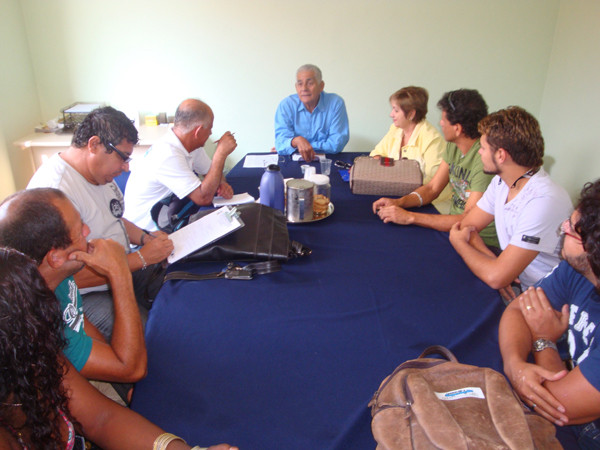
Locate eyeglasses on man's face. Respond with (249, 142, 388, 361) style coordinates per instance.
(560, 216, 582, 243)
(106, 142, 132, 163)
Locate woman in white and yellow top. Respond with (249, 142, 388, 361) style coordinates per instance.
(370, 86, 451, 212)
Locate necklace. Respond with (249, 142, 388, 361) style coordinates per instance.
(0, 418, 28, 449)
(510, 168, 538, 189)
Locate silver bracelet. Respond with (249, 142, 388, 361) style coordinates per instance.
(410, 191, 423, 207)
(136, 250, 148, 270)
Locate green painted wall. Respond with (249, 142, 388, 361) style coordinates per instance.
(0, 0, 41, 196)
(4, 0, 597, 200)
(540, 0, 600, 199)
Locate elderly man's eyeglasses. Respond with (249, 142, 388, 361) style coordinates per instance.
(560, 216, 582, 243)
(106, 142, 132, 163)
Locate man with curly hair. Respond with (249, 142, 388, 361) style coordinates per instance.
(449, 106, 572, 302)
(373, 88, 498, 248)
(0, 188, 146, 404)
(499, 180, 600, 447)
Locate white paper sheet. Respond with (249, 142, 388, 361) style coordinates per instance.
(64, 103, 102, 113)
(243, 154, 279, 168)
(212, 192, 255, 207)
(167, 206, 244, 264)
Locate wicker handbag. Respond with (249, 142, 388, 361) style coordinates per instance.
(349, 156, 422, 196)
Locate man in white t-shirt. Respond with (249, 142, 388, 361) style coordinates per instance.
(124, 98, 237, 231)
(27, 106, 174, 339)
(449, 106, 572, 303)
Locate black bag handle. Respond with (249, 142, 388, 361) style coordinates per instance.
(163, 261, 282, 283)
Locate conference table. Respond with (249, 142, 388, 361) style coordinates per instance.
(131, 152, 506, 449)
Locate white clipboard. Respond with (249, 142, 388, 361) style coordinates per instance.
(167, 206, 244, 264)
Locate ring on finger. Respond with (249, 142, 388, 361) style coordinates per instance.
(526, 305, 533, 311)
(531, 403, 537, 409)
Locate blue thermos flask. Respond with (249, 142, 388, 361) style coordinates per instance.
(259, 164, 285, 213)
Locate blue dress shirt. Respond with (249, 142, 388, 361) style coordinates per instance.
(274, 91, 350, 155)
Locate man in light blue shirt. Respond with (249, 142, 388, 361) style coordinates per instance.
(274, 64, 349, 161)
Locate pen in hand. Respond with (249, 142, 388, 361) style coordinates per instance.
(214, 132, 235, 145)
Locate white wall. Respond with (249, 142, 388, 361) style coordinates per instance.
(5, 0, 597, 200)
(0, 0, 41, 196)
(539, 0, 600, 199)
(11, 1, 557, 178)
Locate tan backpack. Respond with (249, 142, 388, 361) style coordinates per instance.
(369, 345, 562, 449)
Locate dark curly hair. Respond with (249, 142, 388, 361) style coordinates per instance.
(0, 188, 71, 264)
(0, 248, 73, 448)
(437, 89, 488, 139)
(477, 106, 544, 168)
(574, 180, 600, 285)
(390, 86, 429, 124)
(71, 106, 138, 150)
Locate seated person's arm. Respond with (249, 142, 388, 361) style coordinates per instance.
(216, 178, 234, 198)
(79, 315, 147, 383)
(290, 136, 315, 163)
(83, 316, 106, 342)
(71, 240, 147, 383)
(499, 296, 570, 426)
(375, 161, 478, 231)
(502, 286, 600, 425)
(528, 338, 600, 424)
(122, 218, 173, 271)
(372, 161, 450, 213)
(378, 190, 485, 232)
(188, 134, 236, 205)
(520, 286, 600, 424)
(274, 102, 298, 156)
(450, 206, 539, 289)
(453, 234, 538, 289)
(62, 358, 235, 449)
(73, 223, 173, 289)
(308, 100, 349, 154)
(73, 265, 108, 289)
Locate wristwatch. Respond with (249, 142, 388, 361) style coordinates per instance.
(532, 338, 557, 353)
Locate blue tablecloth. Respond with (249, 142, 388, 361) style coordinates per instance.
(131, 153, 505, 449)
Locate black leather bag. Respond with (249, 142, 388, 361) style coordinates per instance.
(182, 203, 311, 263)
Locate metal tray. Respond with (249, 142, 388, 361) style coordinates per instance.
(288, 202, 334, 224)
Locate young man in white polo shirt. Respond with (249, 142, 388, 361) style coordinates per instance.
(449, 106, 572, 303)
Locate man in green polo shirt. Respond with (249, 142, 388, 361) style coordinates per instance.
(372, 88, 498, 249)
(0, 188, 146, 404)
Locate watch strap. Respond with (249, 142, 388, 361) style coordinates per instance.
(532, 338, 557, 353)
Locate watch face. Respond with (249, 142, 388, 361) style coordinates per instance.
(533, 339, 556, 352)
